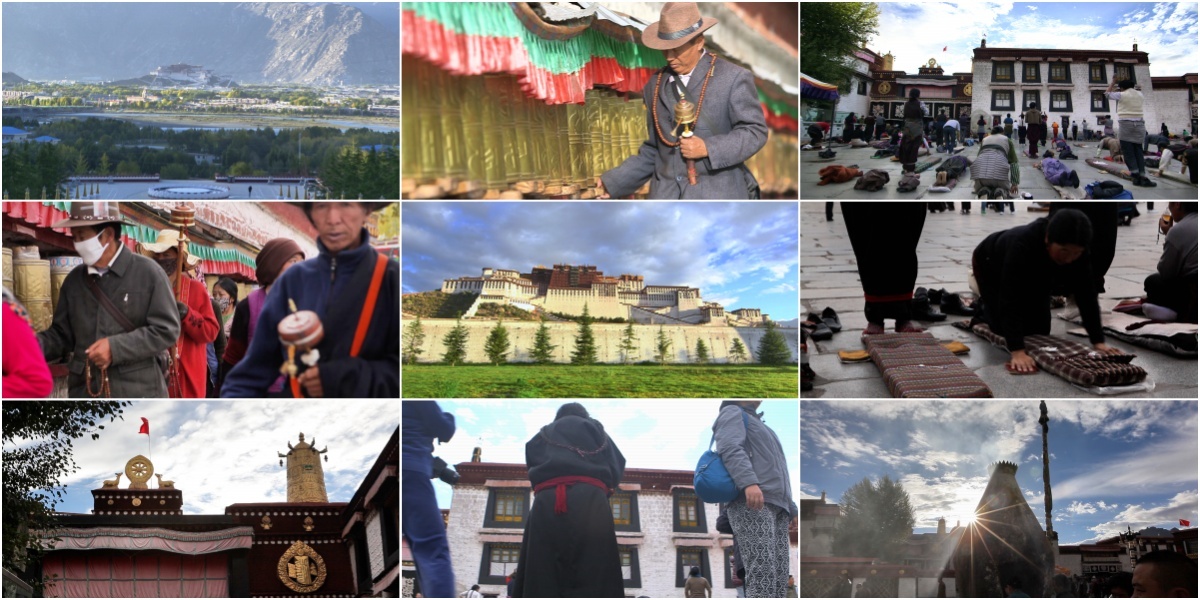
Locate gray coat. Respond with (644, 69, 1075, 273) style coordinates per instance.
(601, 52, 768, 199)
(39, 247, 180, 398)
(713, 404, 795, 516)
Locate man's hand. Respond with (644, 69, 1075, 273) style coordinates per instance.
(176, 301, 189, 318)
(681, 136, 708, 159)
(594, 177, 610, 199)
(744, 484, 765, 510)
(1093, 343, 1123, 355)
(86, 337, 113, 369)
(297, 367, 324, 397)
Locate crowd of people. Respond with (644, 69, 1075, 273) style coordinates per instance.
(402, 401, 797, 598)
(2, 201, 399, 399)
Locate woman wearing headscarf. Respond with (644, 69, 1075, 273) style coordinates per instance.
(898, 89, 928, 175)
(713, 401, 796, 598)
(512, 403, 625, 597)
(218, 238, 304, 392)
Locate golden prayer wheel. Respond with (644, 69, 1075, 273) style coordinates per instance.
(50, 256, 84, 311)
(2, 247, 13, 293)
(13, 258, 52, 332)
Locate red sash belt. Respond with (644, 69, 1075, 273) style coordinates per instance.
(532, 476, 609, 515)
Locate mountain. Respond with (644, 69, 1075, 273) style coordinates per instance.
(2, 72, 29, 85)
(1, 2, 398, 85)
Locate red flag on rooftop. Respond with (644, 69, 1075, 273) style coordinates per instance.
(138, 417, 149, 435)
(1181, 519, 1192, 527)
(943, 46, 947, 51)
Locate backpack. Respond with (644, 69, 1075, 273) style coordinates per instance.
(694, 409, 750, 503)
(1086, 180, 1132, 199)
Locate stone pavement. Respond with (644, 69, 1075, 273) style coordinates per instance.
(801, 201, 1198, 398)
(801, 140, 1198, 199)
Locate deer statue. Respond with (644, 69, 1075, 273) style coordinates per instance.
(155, 474, 175, 489)
(101, 473, 122, 489)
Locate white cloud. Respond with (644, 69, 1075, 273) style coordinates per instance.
(1054, 433, 1198, 500)
(1067, 500, 1097, 515)
(1027, 5, 1038, 10)
(1085, 490, 1199, 539)
(762, 283, 796, 295)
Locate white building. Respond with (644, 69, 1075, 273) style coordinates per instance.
(441, 461, 798, 598)
(342, 428, 399, 597)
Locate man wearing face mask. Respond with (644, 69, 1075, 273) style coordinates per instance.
(137, 229, 220, 399)
(38, 202, 181, 398)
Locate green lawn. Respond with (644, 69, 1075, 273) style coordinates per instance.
(402, 364, 799, 398)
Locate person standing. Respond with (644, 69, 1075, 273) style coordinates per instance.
(512, 403, 626, 597)
(1004, 113, 1014, 138)
(3, 291, 53, 398)
(222, 202, 398, 398)
(1082, 118, 1090, 140)
(713, 401, 795, 598)
(843, 112, 857, 143)
(1161, 122, 1170, 139)
(942, 116, 960, 153)
(864, 113, 876, 143)
(1018, 119, 1027, 145)
(402, 401, 457, 599)
(1071, 121, 1079, 141)
(597, 2, 767, 199)
(38, 202, 180, 398)
(957, 111, 970, 144)
(1106, 79, 1155, 186)
(1024, 103, 1042, 157)
(898, 89, 928, 176)
(935, 111, 947, 148)
(842, 203, 929, 333)
(976, 115, 987, 142)
(1051, 120, 1060, 144)
(684, 566, 712, 598)
(1102, 116, 1115, 138)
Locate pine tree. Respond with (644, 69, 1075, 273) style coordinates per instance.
(530, 314, 557, 364)
(570, 304, 598, 365)
(73, 153, 89, 176)
(729, 338, 749, 364)
(402, 315, 426, 365)
(441, 314, 470, 366)
(618, 322, 639, 364)
(654, 326, 673, 365)
(99, 153, 110, 176)
(695, 339, 710, 364)
(484, 320, 511, 365)
(755, 320, 793, 366)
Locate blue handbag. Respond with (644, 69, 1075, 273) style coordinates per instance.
(693, 409, 749, 503)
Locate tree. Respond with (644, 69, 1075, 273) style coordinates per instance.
(98, 153, 111, 175)
(3, 401, 129, 594)
(832, 475, 916, 562)
(229, 161, 254, 176)
(441, 314, 469, 366)
(530, 314, 557, 364)
(800, 3, 880, 94)
(755, 320, 793, 366)
(618, 322, 639, 364)
(654, 326, 673, 365)
(402, 315, 426, 365)
(695, 338, 710, 364)
(160, 163, 189, 180)
(115, 159, 140, 176)
(483, 320, 511, 365)
(72, 152, 89, 176)
(729, 338, 749, 363)
(570, 304, 598, 365)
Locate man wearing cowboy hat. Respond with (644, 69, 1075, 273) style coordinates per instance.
(38, 202, 181, 398)
(223, 202, 398, 398)
(139, 228, 220, 399)
(597, 2, 768, 199)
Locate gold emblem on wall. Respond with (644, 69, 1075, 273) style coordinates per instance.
(125, 455, 154, 490)
(963, 83, 973, 97)
(132, 497, 142, 507)
(261, 516, 273, 530)
(278, 541, 327, 594)
(878, 82, 892, 95)
(303, 516, 315, 532)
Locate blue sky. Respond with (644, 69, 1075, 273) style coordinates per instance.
(421, 400, 799, 511)
(801, 400, 1198, 545)
(30, 400, 397, 516)
(402, 202, 799, 321)
(864, 2, 1198, 78)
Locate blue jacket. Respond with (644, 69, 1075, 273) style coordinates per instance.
(402, 401, 456, 475)
(222, 228, 399, 397)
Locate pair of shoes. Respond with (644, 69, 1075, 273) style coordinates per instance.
(805, 307, 842, 335)
(801, 362, 816, 392)
(912, 287, 948, 321)
(1133, 174, 1158, 187)
(802, 317, 833, 341)
(927, 288, 975, 316)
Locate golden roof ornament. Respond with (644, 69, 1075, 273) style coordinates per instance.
(278, 433, 329, 503)
(125, 455, 154, 490)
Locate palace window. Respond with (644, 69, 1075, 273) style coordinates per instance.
(1090, 63, 1108, 84)
(991, 90, 1014, 111)
(619, 546, 642, 588)
(1049, 62, 1071, 83)
(858, 80, 868, 95)
(1050, 90, 1073, 112)
(1023, 90, 1041, 112)
(676, 548, 712, 587)
(1114, 64, 1135, 84)
(478, 543, 521, 584)
(483, 488, 529, 528)
(992, 62, 1014, 82)
(1091, 91, 1110, 112)
(673, 489, 707, 533)
(1022, 62, 1040, 83)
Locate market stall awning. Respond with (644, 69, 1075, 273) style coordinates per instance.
(801, 72, 840, 103)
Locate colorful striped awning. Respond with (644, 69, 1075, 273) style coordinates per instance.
(801, 73, 840, 103)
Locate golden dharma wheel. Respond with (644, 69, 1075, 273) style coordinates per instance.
(125, 455, 154, 489)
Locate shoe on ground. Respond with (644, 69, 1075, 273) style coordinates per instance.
(820, 306, 843, 332)
(805, 314, 834, 340)
(941, 292, 975, 316)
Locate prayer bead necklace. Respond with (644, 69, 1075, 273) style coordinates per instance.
(653, 55, 719, 148)
(86, 360, 111, 398)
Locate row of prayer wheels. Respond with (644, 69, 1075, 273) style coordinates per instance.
(3, 246, 84, 332)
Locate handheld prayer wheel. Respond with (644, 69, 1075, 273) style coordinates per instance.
(278, 307, 325, 383)
(673, 98, 699, 185)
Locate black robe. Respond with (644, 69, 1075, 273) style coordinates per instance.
(512, 415, 626, 598)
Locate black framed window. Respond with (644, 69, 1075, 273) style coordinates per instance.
(991, 90, 1014, 111)
(723, 547, 739, 588)
(992, 62, 1014, 82)
(1089, 63, 1108, 84)
(1050, 90, 1073, 112)
(673, 489, 707, 533)
(478, 543, 521, 585)
(1022, 62, 1040, 83)
(483, 488, 530, 528)
(610, 491, 641, 532)
(1049, 62, 1071, 83)
(1114, 64, 1135, 84)
(619, 546, 642, 588)
(675, 548, 711, 587)
(857, 80, 867, 95)
(1023, 90, 1041, 112)
(1091, 91, 1110, 112)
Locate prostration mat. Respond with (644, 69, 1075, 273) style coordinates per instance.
(1060, 309, 1197, 358)
(863, 332, 993, 398)
(952, 320, 1150, 390)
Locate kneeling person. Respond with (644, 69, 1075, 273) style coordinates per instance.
(1143, 202, 1198, 323)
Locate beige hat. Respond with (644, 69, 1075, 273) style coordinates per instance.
(641, 2, 718, 51)
(52, 201, 125, 229)
(138, 229, 201, 267)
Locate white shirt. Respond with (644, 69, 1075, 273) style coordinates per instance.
(87, 241, 124, 277)
(674, 49, 708, 88)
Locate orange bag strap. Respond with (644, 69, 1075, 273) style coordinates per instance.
(351, 253, 388, 358)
